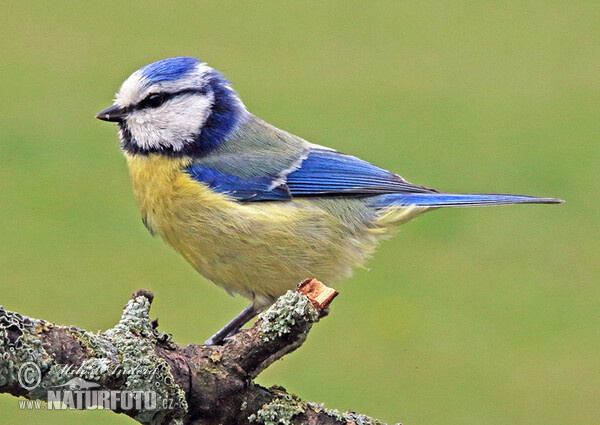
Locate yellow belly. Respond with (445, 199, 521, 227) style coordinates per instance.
(125, 154, 398, 302)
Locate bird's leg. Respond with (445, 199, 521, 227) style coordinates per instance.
(204, 304, 259, 346)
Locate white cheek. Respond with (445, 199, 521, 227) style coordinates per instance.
(125, 94, 214, 151)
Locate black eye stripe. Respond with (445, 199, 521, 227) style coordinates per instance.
(173, 88, 208, 97)
(135, 88, 209, 111)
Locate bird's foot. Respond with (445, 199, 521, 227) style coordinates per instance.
(204, 304, 258, 346)
(204, 336, 220, 346)
(204, 328, 244, 346)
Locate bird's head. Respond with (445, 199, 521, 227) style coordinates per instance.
(96, 57, 247, 156)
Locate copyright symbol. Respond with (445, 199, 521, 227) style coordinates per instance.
(18, 362, 41, 390)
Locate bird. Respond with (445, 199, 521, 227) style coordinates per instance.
(96, 56, 563, 345)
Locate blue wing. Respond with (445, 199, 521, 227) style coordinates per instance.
(185, 147, 563, 205)
(285, 148, 435, 196)
(184, 115, 563, 205)
(186, 148, 436, 202)
(186, 164, 292, 201)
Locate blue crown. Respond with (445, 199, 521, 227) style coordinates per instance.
(139, 57, 201, 85)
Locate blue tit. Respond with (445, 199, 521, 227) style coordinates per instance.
(96, 57, 563, 345)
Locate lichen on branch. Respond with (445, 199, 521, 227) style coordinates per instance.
(0, 280, 389, 425)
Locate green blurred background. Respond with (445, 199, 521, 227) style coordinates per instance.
(0, 2, 597, 424)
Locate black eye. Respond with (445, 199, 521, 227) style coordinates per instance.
(142, 93, 166, 109)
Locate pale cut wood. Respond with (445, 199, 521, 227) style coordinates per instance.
(298, 278, 339, 310)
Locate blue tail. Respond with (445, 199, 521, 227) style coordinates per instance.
(371, 193, 564, 208)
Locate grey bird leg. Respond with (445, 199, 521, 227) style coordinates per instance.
(205, 304, 259, 345)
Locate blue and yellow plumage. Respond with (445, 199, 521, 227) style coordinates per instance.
(97, 57, 562, 344)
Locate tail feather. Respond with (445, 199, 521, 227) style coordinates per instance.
(371, 193, 564, 208)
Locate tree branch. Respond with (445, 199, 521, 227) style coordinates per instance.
(0, 279, 388, 425)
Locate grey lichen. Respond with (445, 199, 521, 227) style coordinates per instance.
(0, 306, 57, 398)
(342, 411, 384, 425)
(306, 401, 327, 413)
(248, 396, 388, 425)
(111, 295, 155, 337)
(99, 295, 188, 424)
(307, 402, 386, 425)
(0, 297, 188, 425)
(259, 291, 319, 342)
(248, 395, 305, 425)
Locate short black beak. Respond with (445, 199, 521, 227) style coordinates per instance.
(96, 104, 128, 122)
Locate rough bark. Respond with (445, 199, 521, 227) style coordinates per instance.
(0, 279, 389, 425)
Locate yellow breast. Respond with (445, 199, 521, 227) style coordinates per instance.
(124, 153, 380, 301)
